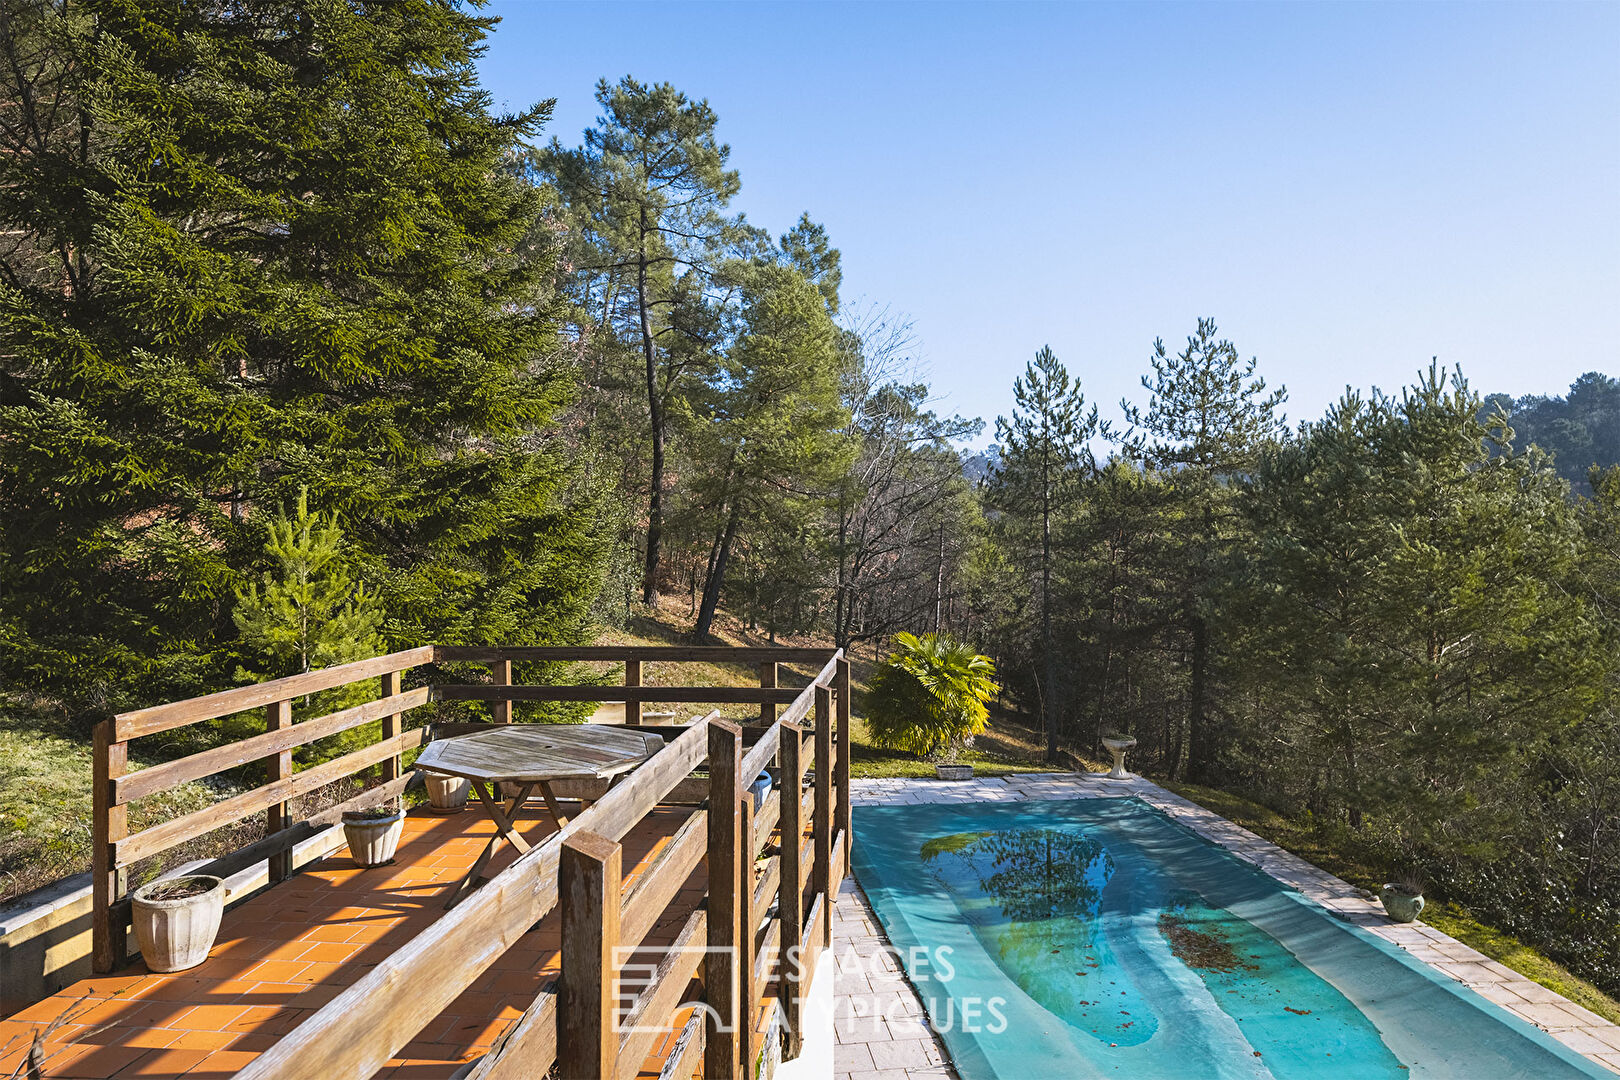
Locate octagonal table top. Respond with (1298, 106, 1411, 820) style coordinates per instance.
(415, 724, 665, 783)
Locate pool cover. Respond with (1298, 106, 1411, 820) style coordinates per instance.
(850, 797, 1611, 1079)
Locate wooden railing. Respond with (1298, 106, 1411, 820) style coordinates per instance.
(94, 645, 854, 1080)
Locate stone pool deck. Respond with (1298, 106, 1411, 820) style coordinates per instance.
(833, 771, 1620, 1079)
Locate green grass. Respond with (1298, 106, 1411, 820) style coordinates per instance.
(1162, 780, 1620, 1026)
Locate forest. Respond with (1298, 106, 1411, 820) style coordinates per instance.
(1, 0, 1618, 1004)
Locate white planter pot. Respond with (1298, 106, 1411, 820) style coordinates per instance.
(131, 875, 224, 973)
(1101, 735, 1138, 779)
(1380, 886, 1426, 923)
(343, 809, 405, 867)
(424, 773, 469, 814)
(935, 764, 974, 781)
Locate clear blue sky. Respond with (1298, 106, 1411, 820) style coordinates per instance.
(476, 0, 1620, 447)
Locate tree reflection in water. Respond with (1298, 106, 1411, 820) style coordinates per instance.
(922, 828, 1114, 922)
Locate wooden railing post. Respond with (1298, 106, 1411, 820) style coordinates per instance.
(267, 699, 294, 882)
(738, 790, 758, 1075)
(92, 719, 128, 973)
(558, 829, 621, 1080)
(624, 658, 642, 725)
(758, 661, 777, 725)
(491, 659, 512, 724)
(814, 684, 833, 948)
(778, 721, 805, 1059)
(706, 719, 743, 1080)
(835, 656, 852, 887)
(380, 670, 403, 784)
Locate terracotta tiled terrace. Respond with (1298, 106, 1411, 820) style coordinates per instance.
(0, 804, 709, 1079)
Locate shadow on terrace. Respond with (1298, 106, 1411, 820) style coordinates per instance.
(0, 646, 854, 1080)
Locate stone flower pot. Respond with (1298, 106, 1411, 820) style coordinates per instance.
(1101, 734, 1138, 779)
(935, 763, 974, 781)
(131, 874, 225, 973)
(343, 807, 405, 867)
(423, 772, 469, 814)
(1380, 884, 1426, 923)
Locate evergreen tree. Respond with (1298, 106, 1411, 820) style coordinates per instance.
(1119, 318, 1286, 779)
(990, 346, 1099, 761)
(537, 77, 751, 607)
(686, 262, 849, 639)
(233, 489, 382, 681)
(0, 0, 605, 715)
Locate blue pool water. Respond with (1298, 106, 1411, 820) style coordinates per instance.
(851, 798, 1611, 1079)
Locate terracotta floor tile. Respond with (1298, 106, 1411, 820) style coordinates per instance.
(171, 1005, 249, 1032)
(46, 1042, 153, 1078)
(111, 1047, 210, 1076)
(166, 1030, 239, 1052)
(178, 1049, 260, 1077)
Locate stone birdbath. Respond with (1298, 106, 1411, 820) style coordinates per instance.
(1101, 734, 1137, 779)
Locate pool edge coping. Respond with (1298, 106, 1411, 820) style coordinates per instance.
(839, 771, 1620, 1077)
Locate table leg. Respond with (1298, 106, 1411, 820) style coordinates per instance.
(445, 780, 536, 909)
(537, 781, 570, 830)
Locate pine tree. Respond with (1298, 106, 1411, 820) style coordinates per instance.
(233, 489, 382, 681)
(990, 347, 1099, 761)
(537, 78, 750, 607)
(1120, 318, 1286, 779)
(0, 0, 605, 714)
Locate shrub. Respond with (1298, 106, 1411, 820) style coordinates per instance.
(864, 632, 999, 758)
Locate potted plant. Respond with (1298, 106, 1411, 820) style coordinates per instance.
(343, 801, 405, 867)
(422, 771, 469, 813)
(1379, 873, 1427, 923)
(863, 632, 999, 781)
(131, 874, 225, 972)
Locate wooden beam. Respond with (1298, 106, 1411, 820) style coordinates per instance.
(91, 721, 127, 973)
(266, 700, 293, 883)
(658, 1006, 705, 1080)
(113, 688, 429, 804)
(433, 685, 802, 705)
(814, 685, 833, 949)
(774, 650, 844, 731)
(114, 727, 431, 866)
(624, 659, 641, 725)
(559, 830, 621, 1080)
(231, 716, 712, 1080)
(614, 908, 707, 1080)
(738, 792, 757, 1075)
(380, 673, 403, 785)
(705, 720, 742, 1080)
(778, 721, 805, 1059)
(491, 660, 513, 724)
(434, 645, 836, 664)
(113, 646, 435, 740)
(757, 661, 776, 726)
(836, 657, 853, 883)
(620, 809, 706, 952)
(463, 982, 557, 1080)
(739, 718, 784, 785)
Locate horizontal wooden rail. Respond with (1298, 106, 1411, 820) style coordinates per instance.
(115, 688, 430, 804)
(112, 647, 434, 740)
(432, 685, 803, 705)
(115, 727, 431, 865)
(435, 645, 836, 663)
(233, 715, 714, 1080)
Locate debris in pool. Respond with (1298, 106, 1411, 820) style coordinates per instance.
(1285, 1007, 1312, 1015)
(1158, 911, 1259, 973)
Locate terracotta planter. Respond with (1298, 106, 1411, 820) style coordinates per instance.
(1380, 885, 1426, 923)
(343, 808, 405, 867)
(424, 773, 469, 814)
(131, 875, 224, 973)
(935, 764, 974, 781)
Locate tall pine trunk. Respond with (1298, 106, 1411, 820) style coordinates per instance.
(638, 219, 663, 606)
(695, 497, 742, 640)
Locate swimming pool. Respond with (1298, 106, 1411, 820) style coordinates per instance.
(850, 797, 1610, 1079)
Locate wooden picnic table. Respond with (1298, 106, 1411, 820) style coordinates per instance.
(415, 724, 664, 907)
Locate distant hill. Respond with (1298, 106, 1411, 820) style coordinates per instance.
(1484, 372, 1620, 494)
